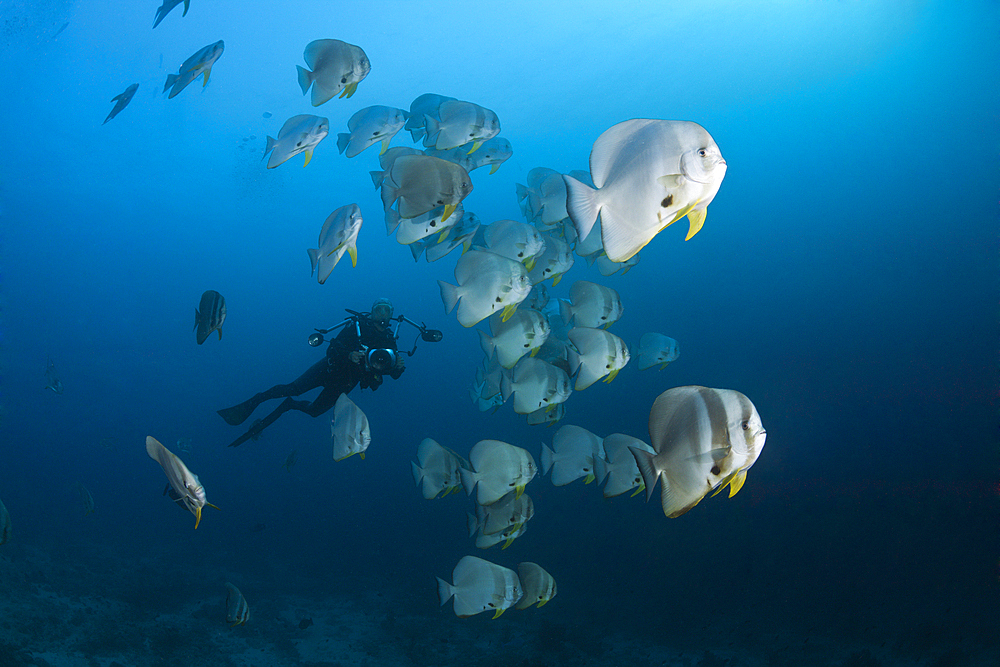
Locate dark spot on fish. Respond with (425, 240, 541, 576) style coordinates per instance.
(710, 465, 721, 475)
(495, 296, 502, 302)
(296, 141, 304, 147)
(661, 195, 673, 208)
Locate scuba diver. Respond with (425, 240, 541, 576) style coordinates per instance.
(217, 298, 441, 447)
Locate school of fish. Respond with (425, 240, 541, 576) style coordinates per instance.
(55, 1, 771, 628)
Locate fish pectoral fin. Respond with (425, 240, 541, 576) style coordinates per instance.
(514, 484, 525, 499)
(500, 303, 518, 322)
(583, 473, 595, 484)
(491, 607, 506, 619)
(489, 163, 501, 175)
(359, 452, 365, 460)
(710, 469, 742, 498)
(202, 68, 212, 87)
(467, 141, 483, 154)
(379, 138, 390, 155)
(685, 206, 707, 241)
(194, 506, 202, 529)
(630, 483, 645, 498)
(302, 148, 314, 167)
(603, 368, 620, 383)
(348, 244, 358, 267)
(441, 204, 457, 222)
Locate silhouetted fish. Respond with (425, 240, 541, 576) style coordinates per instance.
(194, 290, 226, 344)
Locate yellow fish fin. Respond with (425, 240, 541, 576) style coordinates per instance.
(603, 368, 620, 383)
(514, 484, 525, 499)
(659, 362, 668, 370)
(660, 200, 697, 230)
(501, 537, 515, 549)
(379, 139, 389, 155)
(348, 244, 358, 267)
(710, 470, 740, 498)
(630, 483, 645, 498)
(206, 502, 221, 511)
(194, 506, 202, 529)
(552, 273, 562, 286)
(489, 163, 501, 175)
(302, 148, 314, 167)
(340, 82, 358, 98)
(685, 207, 707, 241)
(492, 607, 505, 619)
(360, 452, 365, 460)
(536, 598, 549, 608)
(529, 346, 540, 357)
(728, 469, 748, 498)
(437, 228, 451, 244)
(467, 141, 483, 154)
(441, 203, 456, 222)
(202, 68, 212, 86)
(584, 473, 595, 484)
(217, 329, 223, 340)
(500, 303, 518, 322)
(523, 256, 536, 272)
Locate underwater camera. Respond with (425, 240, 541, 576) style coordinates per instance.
(365, 347, 397, 374)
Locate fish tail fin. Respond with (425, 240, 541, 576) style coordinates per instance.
(540, 442, 554, 475)
(182, 0, 190, 16)
(295, 65, 313, 95)
(593, 453, 609, 486)
(438, 280, 460, 314)
(307, 248, 320, 276)
(466, 512, 478, 537)
(384, 207, 401, 235)
(263, 135, 276, 162)
(410, 461, 424, 487)
(458, 466, 477, 497)
(500, 368, 513, 402)
(423, 116, 441, 147)
(515, 183, 529, 201)
(336, 133, 351, 155)
(437, 577, 455, 606)
(193, 308, 200, 331)
(563, 174, 601, 245)
(163, 73, 178, 94)
(477, 329, 495, 358)
(369, 170, 384, 189)
(558, 298, 573, 327)
(629, 446, 660, 504)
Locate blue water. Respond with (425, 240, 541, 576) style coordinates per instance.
(1, 1, 997, 665)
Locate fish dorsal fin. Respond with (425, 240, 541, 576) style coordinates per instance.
(588, 119, 659, 188)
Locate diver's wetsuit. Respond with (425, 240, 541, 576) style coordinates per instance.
(219, 314, 403, 447)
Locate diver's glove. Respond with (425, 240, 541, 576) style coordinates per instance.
(348, 350, 364, 364)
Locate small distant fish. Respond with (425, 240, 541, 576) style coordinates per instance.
(74, 482, 95, 516)
(594, 433, 653, 498)
(404, 93, 456, 142)
(500, 357, 572, 415)
(176, 437, 192, 453)
(52, 22, 70, 39)
(479, 308, 550, 370)
(282, 450, 297, 472)
(224, 583, 250, 626)
(473, 491, 534, 537)
(163, 41, 224, 99)
(153, 0, 190, 29)
(558, 280, 623, 330)
(411, 438, 467, 499)
(0, 497, 12, 545)
(307, 203, 363, 284)
(636, 333, 679, 370)
(331, 394, 370, 461)
(459, 440, 537, 506)
(437, 556, 522, 619)
(438, 250, 531, 328)
(423, 99, 501, 153)
(425, 136, 513, 175)
(393, 203, 462, 246)
(525, 402, 565, 427)
(194, 290, 226, 344)
(541, 425, 603, 486)
(262, 112, 272, 119)
(368, 146, 423, 191)
(632, 386, 766, 518)
(517, 168, 569, 227)
(44, 356, 64, 394)
(380, 154, 473, 222)
(564, 119, 727, 262)
(527, 233, 573, 286)
(337, 105, 408, 158)
(146, 436, 219, 529)
(296, 39, 370, 106)
(91, 80, 121, 127)
(567, 326, 630, 390)
(515, 563, 557, 609)
(424, 211, 480, 263)
(264, 114, 330, 168)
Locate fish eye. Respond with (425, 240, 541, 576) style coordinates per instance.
(698, 148, 708, 157)
(741, 420, 750, 430)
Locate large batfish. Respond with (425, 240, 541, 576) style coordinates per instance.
(194, 290, 226, 344)
(437, 555, 522, 619)
(163, 41, 224, 99)
(264, 114, 330, 168)
(459, 439, 537, 506)
(297, 39, 370, 105)
(146, 436, 219, 529)
(515, 562, 557, 609)
(438, 250, 531, 327)
(337, 105, 408, 158)
(307, 204, 363, 283)
(564, 119, 727, 262)
(331, 394, 371, 461)
(631, 386, 766, 518)
(381, 154, 473, 222)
